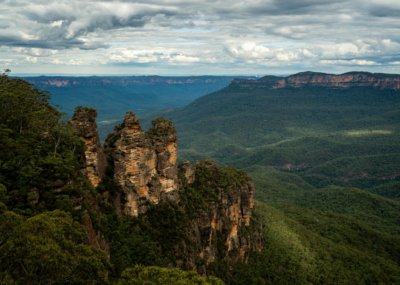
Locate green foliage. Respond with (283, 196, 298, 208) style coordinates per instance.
(246, 166, 314, 206)
(118, 265, 224, 285)
(231, 202, 400, 285)
(248, 165, 400, 236)
(0, 73, 88, 216)
(368, 180, 400, 199)
(74, 105, 97, 113)
(0, 184, 9, 204)
(107, 214, 167, 279)
(279, 204, 400, 264)
(294, 186, 400, 236)
(0, 210, 110, 284)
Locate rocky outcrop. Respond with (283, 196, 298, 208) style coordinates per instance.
(231, 71, 400, 90)
(75, 110, 263, 276)
(104, 112, 179, 217)
(179, 160, 196, 184)
(70, 107, 111, 259)
(183, 160, 263, 271)
(71, 107, 107, 187)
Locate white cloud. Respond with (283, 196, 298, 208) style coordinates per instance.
(25, 56, 37, 63)
(0, 0, 399, 74)
(170, 55, 200, 63)
(51, 59, 85, 65)
(320, 59, 381, 66)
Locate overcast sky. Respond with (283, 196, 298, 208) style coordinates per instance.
(1, 0, 400, 75)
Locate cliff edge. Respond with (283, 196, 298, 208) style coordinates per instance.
(231, 71, 400, 90)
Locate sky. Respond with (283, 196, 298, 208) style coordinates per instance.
(1, 0, 400, 75)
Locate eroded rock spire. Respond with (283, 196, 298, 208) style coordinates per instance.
(104, 112, 179, 216)
(71, 107, 107, 187)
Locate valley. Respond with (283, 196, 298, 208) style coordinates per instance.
(1, 71, 400, 284)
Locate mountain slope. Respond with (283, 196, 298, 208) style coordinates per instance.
(140, 71, 400, 192)
(231, 202, 400, 285)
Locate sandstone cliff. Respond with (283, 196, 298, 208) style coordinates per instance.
(103, 112, 179, 217)
(182, 160, 263, 274)
(231, 71, 400, 90)
(70, 107, 110, 258)
(75, 110, 263, 276)
(71, 107, 107, 187)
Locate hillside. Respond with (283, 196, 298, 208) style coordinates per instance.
(244, 165, 400, 236)
(231, 202, 400, 284)
(140, 71, 400, 193)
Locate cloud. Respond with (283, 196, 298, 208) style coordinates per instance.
(0, 0, 400, 74)
(320, 59, 381, 66)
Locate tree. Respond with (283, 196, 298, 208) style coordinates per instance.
(118, 265, 224, 285)
(0, 210, 110, 284)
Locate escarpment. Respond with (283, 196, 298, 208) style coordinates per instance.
(76, 110, 263, 277)
(231, 71, 400, 90)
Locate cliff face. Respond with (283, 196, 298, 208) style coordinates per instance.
(187, 161, 263, 270)
(75, 110, 262, 276)
(103, 112, 179, 217)
(71, 108, 107, 187)
(70, 108, 110, 258)
(231, 71, 400, 90)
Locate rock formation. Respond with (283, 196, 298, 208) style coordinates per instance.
(104, 112, 179, 217)
(231, 71, 400, 90)
(179, 160, 196, 184)
(184, 160, 263, 271)
(76, 110, 263, 275)
(70, 107, 110, 258)
(71, 107, 107, 187)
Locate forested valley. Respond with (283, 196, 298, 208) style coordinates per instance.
(1, 71, 400, 284)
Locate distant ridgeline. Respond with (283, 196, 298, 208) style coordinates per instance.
(2, 74, 400, 284)
(17, 75, 257, 120)
(231, 71, 400, 90)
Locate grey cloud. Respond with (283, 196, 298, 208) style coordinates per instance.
(369, 7, 400, 18)
(0, 1, 183, 50)
(1, 0, 400, 72)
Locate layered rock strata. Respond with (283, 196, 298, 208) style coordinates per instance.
(180, 160, 263, 273)
(232, 71, 400, 90)
(104, 112, 179, 217)
(71, 108, 107, 187)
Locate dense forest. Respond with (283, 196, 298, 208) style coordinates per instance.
(1, 71, 400, 284)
